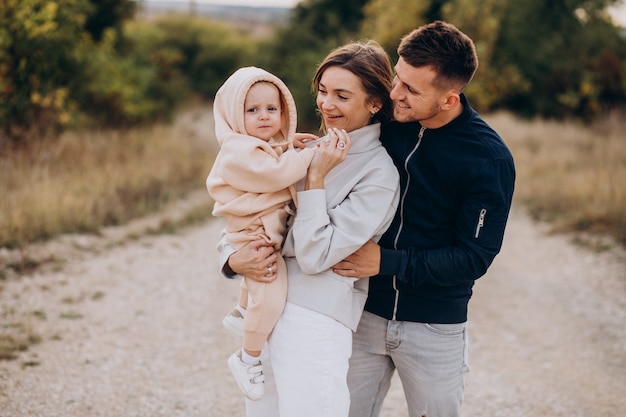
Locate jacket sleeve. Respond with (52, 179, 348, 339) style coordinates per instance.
(380, 157, 515, 286)
(219, 136, 315, 193)
(216, 229, 242, 280)
(291, 171, 400, 275)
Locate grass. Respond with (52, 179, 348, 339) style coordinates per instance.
(486, 111, 626, 248)
(0, 120, 216, 250)
(0, 317, 42, 361)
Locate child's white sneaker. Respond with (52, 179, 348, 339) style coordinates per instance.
(222, 308, 244, 336)
(227, 350, 264, 401)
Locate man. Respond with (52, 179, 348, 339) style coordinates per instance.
(332, 21, 515, 417)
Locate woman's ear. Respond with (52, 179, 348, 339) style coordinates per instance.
(369, 100, 382, 115)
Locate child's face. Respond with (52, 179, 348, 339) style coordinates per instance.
(244, 82, 283, 141)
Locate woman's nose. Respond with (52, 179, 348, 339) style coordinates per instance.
(321, 97, 334, 109)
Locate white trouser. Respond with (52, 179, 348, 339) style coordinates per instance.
(246, 302, 352, 417)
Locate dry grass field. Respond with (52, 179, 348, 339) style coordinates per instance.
(0, 111, 215, 251)
(487, 111, 625, 248)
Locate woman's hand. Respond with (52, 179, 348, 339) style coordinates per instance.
(305, 128, 351, 190)
(294, 132, 319, 149)
(227, 239, 278, 282)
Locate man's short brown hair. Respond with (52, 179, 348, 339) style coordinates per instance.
(398, 21, 478, 92)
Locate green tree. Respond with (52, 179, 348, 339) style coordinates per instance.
(360, 0, 430, 56)
(440, 0, 518, 112)
(84, 0, 136, 42)
(148, 15, 257, 99)
(260, 0, 370, 130)
(491, 0, 626, 118)
(0, 0, 93, 141)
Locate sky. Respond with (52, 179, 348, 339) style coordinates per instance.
(144, 0, 626, 26)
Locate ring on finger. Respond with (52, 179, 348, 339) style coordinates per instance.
(337, 141, 346, 150)
(268, 266, 273, 274)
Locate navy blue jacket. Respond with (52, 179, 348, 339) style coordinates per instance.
(365, 94, 516, 324)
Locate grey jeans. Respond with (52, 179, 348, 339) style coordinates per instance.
(348, 311, 469, 417)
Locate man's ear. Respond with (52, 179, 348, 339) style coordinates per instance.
(441, 92, 460, 110)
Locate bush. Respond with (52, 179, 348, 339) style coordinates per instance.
(147, 15, 258, 99)
(0, 0, 93, 141)
(0, 4, 258, 144)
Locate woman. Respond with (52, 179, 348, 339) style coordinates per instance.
(218, 40, 400, 417)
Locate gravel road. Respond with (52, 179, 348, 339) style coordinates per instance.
(0, 195, 624, 417)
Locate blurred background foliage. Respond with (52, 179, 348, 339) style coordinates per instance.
(1, 0, 625, 141)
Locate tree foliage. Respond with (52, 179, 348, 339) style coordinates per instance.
(147, 15, 256, 98)
(257, 0, 371, 131)
(84, 0, 136, 42)
(489, 0, 626, 118)
(0, 0, 92, 140)
(0, 2, 258, 143)
(1, 0, 625, 143)
(357, 0, 626, 118)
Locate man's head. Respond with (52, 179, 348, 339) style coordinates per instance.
(399, 21, 478, 92)
(391, 21, 478, 127)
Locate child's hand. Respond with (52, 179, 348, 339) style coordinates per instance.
(294, 132, 319, 149)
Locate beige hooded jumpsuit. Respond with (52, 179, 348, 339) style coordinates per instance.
(206, 67, 315, 352)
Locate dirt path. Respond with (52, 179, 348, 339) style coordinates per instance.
(0, 200, 625, 417)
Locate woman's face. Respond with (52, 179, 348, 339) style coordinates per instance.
(316, 66, 378, 133)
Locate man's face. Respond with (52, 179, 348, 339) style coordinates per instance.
(390, 57, 447, 128)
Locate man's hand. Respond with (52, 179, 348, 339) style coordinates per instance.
(333, 239, 381, 278)
(227, 239, 278, 282)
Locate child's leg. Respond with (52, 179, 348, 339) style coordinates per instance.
(238, 279, 248, 310)
(242, 255, 287, 359)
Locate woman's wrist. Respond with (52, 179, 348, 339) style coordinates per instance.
(305, 171, 325, 190)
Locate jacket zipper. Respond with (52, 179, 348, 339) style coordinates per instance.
(391, 126, 426, 320)
(474, 208, 487, 238)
